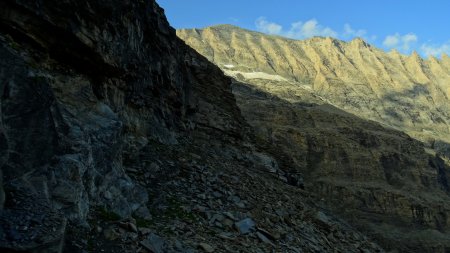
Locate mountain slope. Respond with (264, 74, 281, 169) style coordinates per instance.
(232, 81, 450, 252)
(178, 25, 450, 252)
(0, 1, 387, 253)
(177, 25, 450, 158)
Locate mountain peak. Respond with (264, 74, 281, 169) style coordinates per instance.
(207, 24, 240, 30)
(349, 37, 370, 48)
(204, 24, 256, 34)
(428, 55, 439, 62)
(409, 50, 423, 61)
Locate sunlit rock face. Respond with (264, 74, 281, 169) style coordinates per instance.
(178, 25, 450, 159)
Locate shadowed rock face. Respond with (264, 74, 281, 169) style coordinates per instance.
(232, 81, 450, 252)
(177, 25, 450, 159)
(0, 0, 246, 219)
(0, 0, 248, 250)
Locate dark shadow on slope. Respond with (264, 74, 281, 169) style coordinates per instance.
(232, 79, 450, 191)
(232, 79, 450, 252)
(382, 83, 448, 126)
(434, 140, 450, 161)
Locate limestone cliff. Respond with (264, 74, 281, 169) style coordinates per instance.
(177, 25, 450, 158)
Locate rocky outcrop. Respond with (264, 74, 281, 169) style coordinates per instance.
(177, 25, 450, 159)
(0, 179, 67, 253)
(0, 0, 247, 251)
(0, 0, 247, 219)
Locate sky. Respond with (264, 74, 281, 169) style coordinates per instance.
(156, 0, 450, 58)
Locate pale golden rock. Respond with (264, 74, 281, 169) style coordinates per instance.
(177, 25, 450, 158)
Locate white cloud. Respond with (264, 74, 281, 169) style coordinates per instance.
(382, 33, 418, 52)
(254, 17, 377, 42)
(287, 19, 338, 38)
(255, 17, 282, 35)
(420, 42, 450, 57)
(383, 35, 400, 47)
(253, 18, 450, 57)
(343, 24, 367, 38)
(255, 17, 337, 39)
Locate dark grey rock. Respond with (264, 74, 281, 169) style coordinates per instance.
(315, 211, 333, 229)
(251, 152, 279, 173)
(235, 218, 256, 235)
(198, 242, 214, 252)
(134, 206, 153, 220)
(286, 172, 305, 189)
(140, 233, 166, 253)
(0, 0, 247, 223)
(0, 179, 66, 253)
(256, 231, 275, 246)
(0, 170, 4, 210)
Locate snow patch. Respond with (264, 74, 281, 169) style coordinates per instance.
(224, 70, 288, 82)
(223, 64, 235, 68)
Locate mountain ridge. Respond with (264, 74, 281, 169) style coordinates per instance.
(182, 24, 450, 59)
(177, 24, 450, 159)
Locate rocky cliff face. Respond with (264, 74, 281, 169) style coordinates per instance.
(179, 25, 450, 252)
(177, 25, 450, 159)
(232, 81, 450, 252)
(0, 0, 246, 218)
(0, 0, 243, 250)
(0, 1, 388, 253)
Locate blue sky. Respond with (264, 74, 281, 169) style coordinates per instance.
(156, 0, 450, 58)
